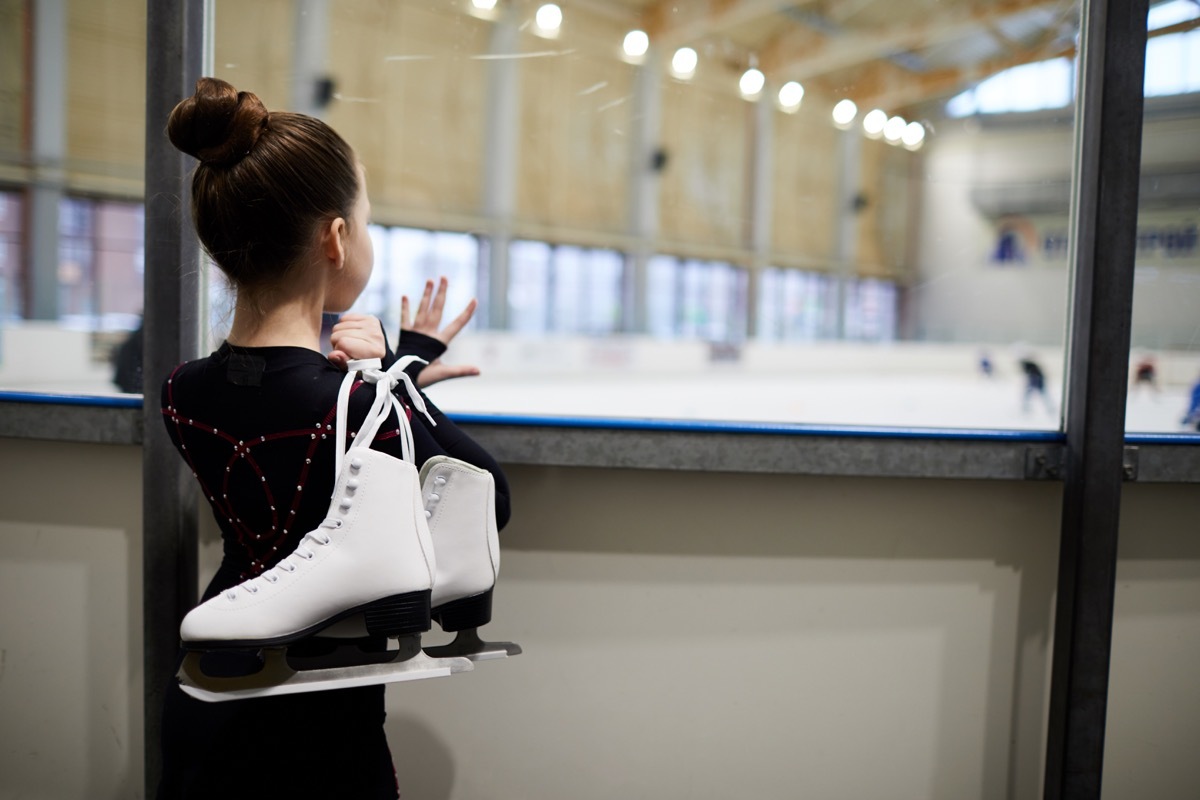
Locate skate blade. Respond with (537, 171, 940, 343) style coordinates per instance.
(178, 640, 473, 703)
(423, 628, 522, 662)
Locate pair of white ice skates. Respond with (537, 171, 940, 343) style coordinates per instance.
(176, 357, 519, 703)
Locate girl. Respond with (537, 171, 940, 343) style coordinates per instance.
(158, 77, 510, 799)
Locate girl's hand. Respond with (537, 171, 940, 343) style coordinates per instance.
(328, 313, 386, 370)
(402, 277, 480, 387)
(402, 277, 477, 345)
(415, 359, 480, 389)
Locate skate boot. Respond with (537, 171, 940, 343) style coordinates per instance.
(176, 357, 473, 702)
(419, 456, 521, 661)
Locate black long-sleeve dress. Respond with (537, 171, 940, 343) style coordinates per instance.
(155, 331, 509, 800)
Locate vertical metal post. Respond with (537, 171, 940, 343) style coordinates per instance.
(480, 6, 520, 331)
(27, 0, 65, 321)
(142, 0, 203, 794)
(745, 89, 773, 340)
(832, 128, 861, 340)
(624, 51, 662, 334)
(290, 0, 329, 118)
(1044, 0, 1148, 797)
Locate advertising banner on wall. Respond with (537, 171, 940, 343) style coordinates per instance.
(989, 212, 1199, 268)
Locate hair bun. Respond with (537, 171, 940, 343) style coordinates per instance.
(167, 77, 268, 167)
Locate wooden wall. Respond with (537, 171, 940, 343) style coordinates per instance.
(1, 0, 917, 280)
(0, 0, 22, 162)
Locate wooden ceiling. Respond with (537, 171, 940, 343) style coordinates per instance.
(566, 0, 1197, 113)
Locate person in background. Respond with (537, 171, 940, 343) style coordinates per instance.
(1131, 352, 1160, 395)
(112, 317, 144, 393)
(1183, 373, 1200, 432)
(1019, 355, 1055, 415)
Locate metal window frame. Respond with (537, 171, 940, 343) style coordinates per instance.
(0, 0, 1178, 795)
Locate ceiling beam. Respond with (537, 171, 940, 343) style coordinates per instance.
(848, 16, 1200, 112)
(849, 34, 1073, 111)
(761, 0, 1073, 79)
(641, 0, 809, 49)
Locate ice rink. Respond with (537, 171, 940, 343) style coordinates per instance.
(428, 369, 1195, 434)
(2, 326, 1196, 435)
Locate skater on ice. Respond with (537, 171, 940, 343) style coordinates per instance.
(1183, 373, 1200, 433)
(1019, 354, 1055, 416)
(155, 77, 515, 799)
(1131, 352, 1160, 395)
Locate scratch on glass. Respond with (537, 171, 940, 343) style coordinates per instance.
(578, 81, 608, 96)
(471, 49, 576, 60)
(596, 96, 627, 112)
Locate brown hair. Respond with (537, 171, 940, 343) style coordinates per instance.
(166, 77, 359, 291)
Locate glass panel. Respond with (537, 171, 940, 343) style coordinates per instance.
(190, 0, 1090, 429)
(0, 0, 146, 394)
(1126, 2, 1200, 436)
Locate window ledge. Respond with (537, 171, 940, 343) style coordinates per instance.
(2, 394, 1197, 482)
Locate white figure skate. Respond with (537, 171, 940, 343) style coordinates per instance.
(419, 456, 522, 662)
(176, 357, 473, 702)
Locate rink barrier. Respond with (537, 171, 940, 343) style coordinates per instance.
(1, 393, 1197, 482)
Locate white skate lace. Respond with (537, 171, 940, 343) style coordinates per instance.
(337, 356, 436, 470)
(222, 356, 433, 601)
(224, 517, 343, 600)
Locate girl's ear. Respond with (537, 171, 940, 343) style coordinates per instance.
(321, 217, 348, 270)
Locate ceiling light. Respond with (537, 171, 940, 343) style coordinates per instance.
(884, 115, 906, 143)
(739, 68, 765, 99)
(623, 30, 649, 58)
(535, 3, 562, 35)
(471, 0, 497, 9)
(832, 99, 857, 128)
(862, 109, 887, 138)
(777, 81, 804, 112)
(671, 47, 698, 79)
(902, 121, 926, 150)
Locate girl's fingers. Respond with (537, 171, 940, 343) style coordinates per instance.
(400, 296, 410, 329)
(418, 279, 435, 314)
(439, 298, 477, 341)
(430, 276, 448, 318)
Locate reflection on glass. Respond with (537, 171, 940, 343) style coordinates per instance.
(1127, 1, 1200, 435)
(0, 0, 147, 394)
(17, 1, 1177, 433)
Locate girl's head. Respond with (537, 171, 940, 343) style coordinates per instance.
(166, 77, 371, 310)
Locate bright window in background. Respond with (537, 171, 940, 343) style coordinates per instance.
(646, 255, 679, 339)
(652, 257, 744, 343)
(1144, 27, 1200, 96)
(53, 197, 143, 331)
(550, 246, 623, 334)
(508, 239, 553, 335)
(946, 58, 1075, 118)
(0, 191, 22, 321)
(507, 240, 624, 336)
(648, 256, 750, 342)
(756, 268, 886, 342)
(57, 198, 94, 326)
(844, 279, 898, 342)
(947, 1, 1200, 118)
(678, 259, 749, 342)
(348, 226, 480, 336)
(758, 268, 822, 341)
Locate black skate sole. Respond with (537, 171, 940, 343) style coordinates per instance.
(184, 590, 431, 651)
(432, 588, 493, 632)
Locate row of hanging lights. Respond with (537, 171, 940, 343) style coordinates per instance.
(469, 1, 926, 150)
